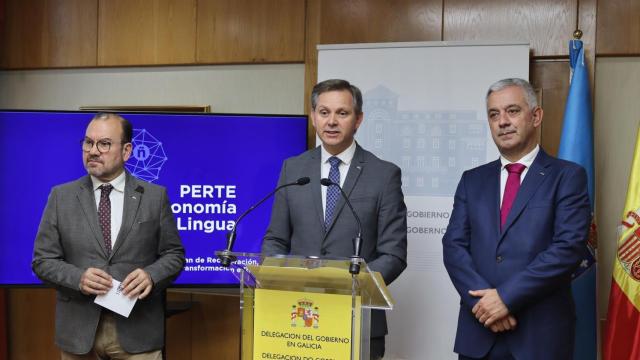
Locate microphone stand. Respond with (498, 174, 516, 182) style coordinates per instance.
(218, 177, 310, 267)
(320, 178, 364, 275)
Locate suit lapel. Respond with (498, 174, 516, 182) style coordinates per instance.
(324, 145, 364, 237)
(76, 176, 110, 257)
(309, 148, 326, 233)
(111, 172, 142, 257)
(486, 161, 502, 241)
(500, 151, 551, 240)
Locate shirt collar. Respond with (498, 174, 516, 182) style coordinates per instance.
(91, 171, 126, 193)
(500, 144, 540, 170)
(321, 140, 357, 166)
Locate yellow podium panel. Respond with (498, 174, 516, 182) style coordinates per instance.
(253, 289, 361, 360)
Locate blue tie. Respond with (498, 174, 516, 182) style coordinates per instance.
(325, 156, 341, 231)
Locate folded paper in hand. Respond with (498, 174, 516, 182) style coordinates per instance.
(94, 279, 137, 318)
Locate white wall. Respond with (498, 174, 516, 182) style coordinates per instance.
(0, 64, 305, 114)
(594, 57, 640, 323)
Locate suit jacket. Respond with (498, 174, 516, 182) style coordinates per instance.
(262, 144, 408, 337)
(32, 171, 185, 355)
(442, 150, 591, 360)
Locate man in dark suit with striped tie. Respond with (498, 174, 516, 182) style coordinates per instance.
(262, 79, 408, 359)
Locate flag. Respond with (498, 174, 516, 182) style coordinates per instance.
(557, 38, 597, 360)
(603, 126, 640, 359)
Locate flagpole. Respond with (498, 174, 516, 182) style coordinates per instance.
(558, 30, 598, 360)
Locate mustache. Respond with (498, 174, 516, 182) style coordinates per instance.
(87, 156, 102, 163)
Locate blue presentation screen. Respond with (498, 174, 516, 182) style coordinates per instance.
(0, 110, 307, 286)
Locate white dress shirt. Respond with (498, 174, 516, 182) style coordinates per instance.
(91, 171, 126, 249)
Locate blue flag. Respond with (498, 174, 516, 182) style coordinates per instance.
(557, 39, 597, 360)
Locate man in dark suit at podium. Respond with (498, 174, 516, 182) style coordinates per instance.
(262, 79, 408, 359)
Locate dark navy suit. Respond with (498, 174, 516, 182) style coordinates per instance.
(442, 150, 591, 360)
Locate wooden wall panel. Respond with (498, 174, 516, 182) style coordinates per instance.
(443, 0, 577, 57)
(196, 0, 305, 64)
(0, 289, 6, 360)
(319, 0, 442, 44)
(596, 0, 640, 55)
(190, 293, 239, 359)
(305, 0, 322, 148)
(1, 0, 97, 68)
(0, 0, 5, 70)
(7, 288, 240, 360)
(2, 0, 50, 68)
(98, 0, 197, 66)
(530, 60, 570, 156)
(578, 0, 597, 92)
(165, 291, 193, 360)
(7, 288, 57, 360)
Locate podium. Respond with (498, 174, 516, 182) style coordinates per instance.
(216, 252, 394, 360)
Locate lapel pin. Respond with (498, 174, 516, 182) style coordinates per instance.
(132, 196, 137, 200)
(357, 166, 362, 170)
(539, 172, 545, 176)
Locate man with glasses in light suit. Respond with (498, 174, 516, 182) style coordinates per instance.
(33, 113, 184, 359)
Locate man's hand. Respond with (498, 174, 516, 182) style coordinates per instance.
(489, 315, 517, 333)
(79, 267, 112, 295)
(469, 288, 509, 327)
(121, 268, 153, 299)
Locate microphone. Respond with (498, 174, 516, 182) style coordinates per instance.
(320, 178, 363, 275)
(218, 177, 310, 267)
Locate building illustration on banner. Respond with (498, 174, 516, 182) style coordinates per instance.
(360, 85, 486, 196)
(126, 128, 168, 182)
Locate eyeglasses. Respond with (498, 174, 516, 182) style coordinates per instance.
(81, 138, 123, 153)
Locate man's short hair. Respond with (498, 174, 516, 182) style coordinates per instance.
(311, 79, 363, 114)
(91, 113, 133, 144)
(486, 78, 539, 109)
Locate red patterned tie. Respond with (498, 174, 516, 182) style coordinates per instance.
(98, 184, 113, 255)
(501, 163, 526, 229)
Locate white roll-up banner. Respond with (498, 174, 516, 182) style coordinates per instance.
(318, 41, 529, 359)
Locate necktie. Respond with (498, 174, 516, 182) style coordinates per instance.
(325, 156, 341, 231)
(500, 163, 526, 229)
(98, 184, 113, 255)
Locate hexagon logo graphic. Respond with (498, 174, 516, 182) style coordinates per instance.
(126, 129, 167, 182)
